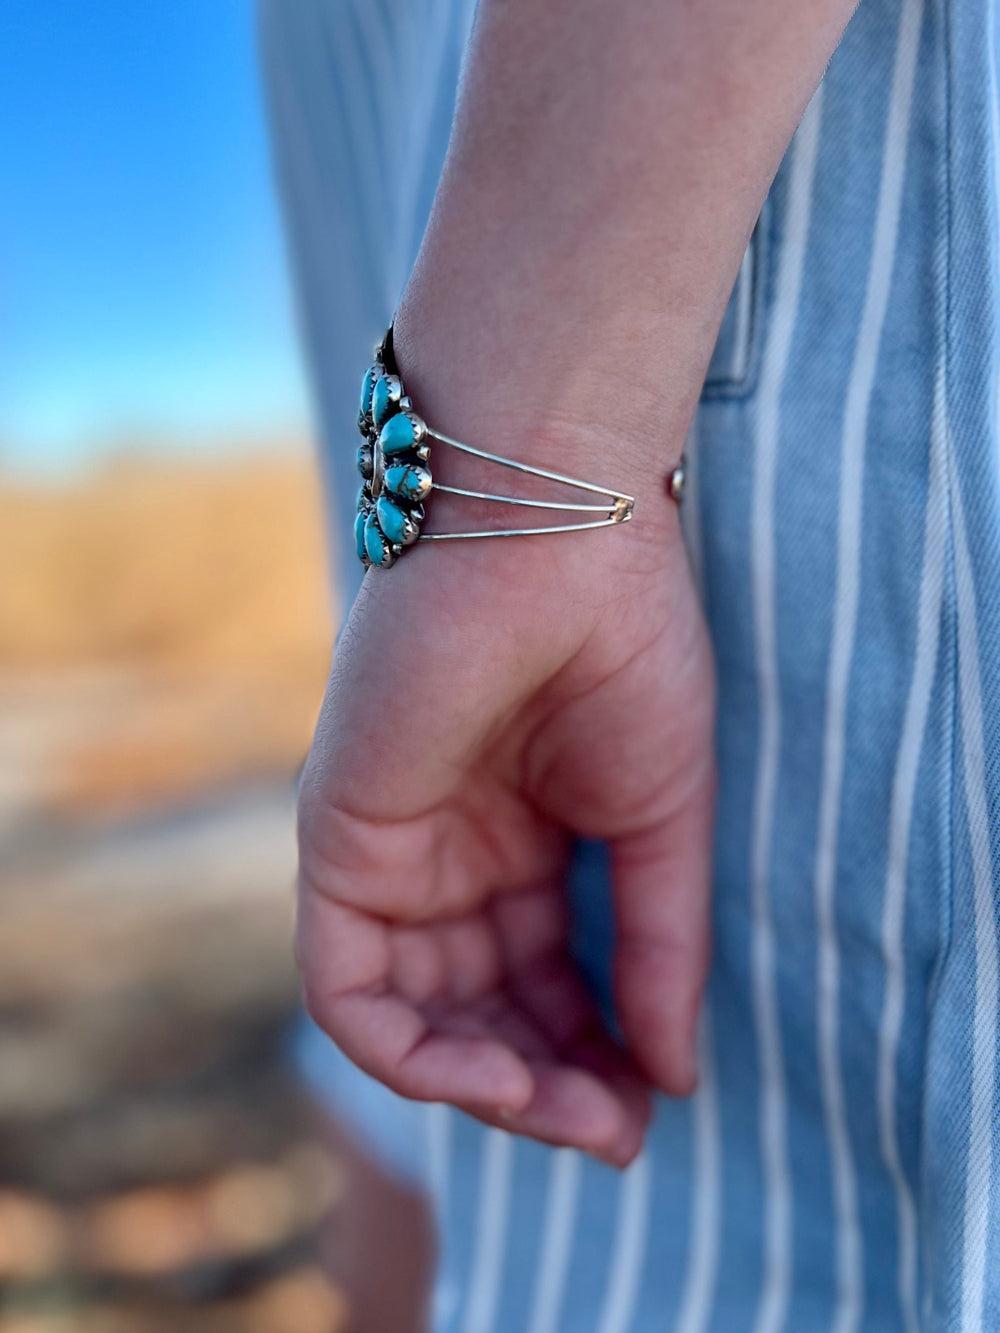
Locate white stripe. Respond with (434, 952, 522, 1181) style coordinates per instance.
(749, 89, 825, 1333)
(990, 0, 1000, 484)
(731, 242, 756, 383)
(426, 1101, 452, 1201)
(526, 1150, 582, 1333)
(952, 480, 1000, 1333)
(876, 360, 946, 1333)
(812, 9, 923, 1330)
(462, 1129, 514, 1333)
(395, 0, 469, 273)
(595, 1151, 652, 1333)
(674, 1016, 722, 1333)
(426, 1103, 460, 1328)
(383, 0, 444, 295)
(333, 0, 411, 314)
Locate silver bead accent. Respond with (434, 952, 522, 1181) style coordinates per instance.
(667, 459, 686, 504)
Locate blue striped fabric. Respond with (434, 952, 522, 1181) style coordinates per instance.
(261, 0, 1000, 1325)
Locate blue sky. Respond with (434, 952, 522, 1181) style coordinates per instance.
(1, 1, 308, 471)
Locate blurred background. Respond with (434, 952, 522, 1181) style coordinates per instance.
(1, 3, 350, 1328)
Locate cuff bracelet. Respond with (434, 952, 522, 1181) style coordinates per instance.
(354, 326, 683, 569)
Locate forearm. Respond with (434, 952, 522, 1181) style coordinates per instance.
(394, 0, 856, 499)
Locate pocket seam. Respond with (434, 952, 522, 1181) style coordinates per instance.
(700, 198, 772, 403)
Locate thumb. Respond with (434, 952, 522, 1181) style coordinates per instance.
(611, 761, 715, 1096)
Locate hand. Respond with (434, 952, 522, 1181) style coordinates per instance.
(296, 461, 715, 1167)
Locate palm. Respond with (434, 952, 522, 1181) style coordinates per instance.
(297, 526, 714, 1164)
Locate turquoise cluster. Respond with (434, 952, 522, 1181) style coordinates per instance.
(355, 357, 432, 568)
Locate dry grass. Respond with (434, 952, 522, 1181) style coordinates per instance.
(0, 446, 334, 816)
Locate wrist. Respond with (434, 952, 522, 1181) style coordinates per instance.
(389, 305, 689, 563)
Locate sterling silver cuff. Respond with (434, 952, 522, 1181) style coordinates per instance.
(354, 328, 680, 569)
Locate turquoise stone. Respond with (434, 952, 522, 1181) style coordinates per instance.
(385, 462, 432, 503)
(377, 495, 417, 546)
(364, 513, 389, 566)
(372, 374, 400, 430)
(378, 412, 420, 457)
(354, 507, 368, 562)
(358, 364, 377, 429)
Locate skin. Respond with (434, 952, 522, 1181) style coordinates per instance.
(298, 0, 859, 1167)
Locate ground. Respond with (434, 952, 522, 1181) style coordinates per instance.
(0, 447, 351, 1331)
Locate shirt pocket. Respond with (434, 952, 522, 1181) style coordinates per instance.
(700, 202, 770, 401)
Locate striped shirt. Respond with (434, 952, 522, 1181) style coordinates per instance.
(263, 0, 1000, 1325)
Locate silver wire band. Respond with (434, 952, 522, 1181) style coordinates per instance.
(419, 427, 634, 541)
(421, 515, 630, 541)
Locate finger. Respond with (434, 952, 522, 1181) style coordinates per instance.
(444, 994, 650, 1160)
(491, 887, 652, 1159)
(387, 915, 506, 1008)
(297, 887, 534, 1113)
(490, 884, 588, 1044)
(507, 994, 653, 1161)
(463, 1062, 647, 1167)
(415, 984, 648, 1161)
(611, 760, 715, 1095)
(503, 946, 654, 1140)
(330, 992, 535, 1109)
(388, 922, 651, 1158)
(422, 976, 650, 1160)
